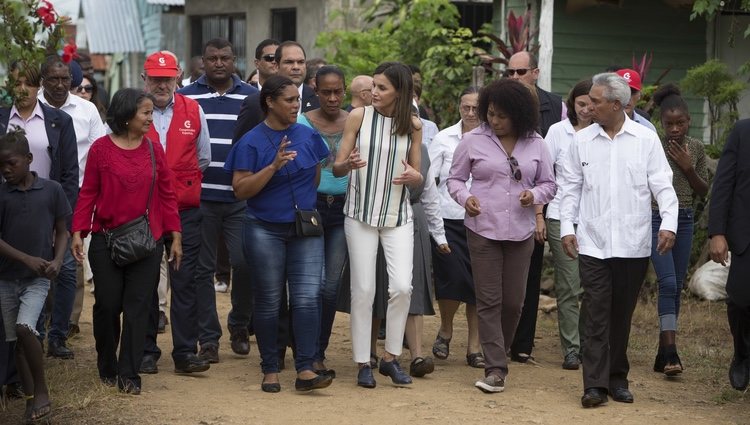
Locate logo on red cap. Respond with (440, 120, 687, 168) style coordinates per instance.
(144, 53, 179, 78)
(615, 68, 642, 92)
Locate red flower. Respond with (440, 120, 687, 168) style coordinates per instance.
(36, 0, 57, 27)
(62, 42, 78, 63)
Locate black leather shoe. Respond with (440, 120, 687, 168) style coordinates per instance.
(174, 354, 210, 374)
(357, 365, 376, 388)
(47, 339, 74, 359)
(610, 387, 634, 403)
(295, 373, 333, 391)
(729, 357, 750, 391)
(229, 327, 250, 355)
(199, 343, 220, 364)
(140, 355, 158, 374)
(378, 359, 412, 385)
(581, 387, 608, 408)
(314, 368, 336, 379)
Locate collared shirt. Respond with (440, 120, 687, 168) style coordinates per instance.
(545, 119, 577, 221)
(447, 123, 556, 241)
(152, 98, 212, 171)
(9, 102, 50, 179)
(428, 120, 469, 220)
(421, 118, 439, 146)
(421, 164, 447, 245)
(559, 114, 678, 259)
(633, 110, 657, 133)
(38, 92, 106, 186)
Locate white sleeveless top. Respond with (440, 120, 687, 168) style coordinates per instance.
(344, 106, 413, 227)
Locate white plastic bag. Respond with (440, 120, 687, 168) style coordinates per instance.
(688, 254, 730, 301)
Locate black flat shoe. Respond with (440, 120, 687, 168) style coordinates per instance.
(140, 355, 158, 374)
(581, 387, 608, 408)
(295, 374, 333, 391)
(610, 387, 634, 403)
(357, 365, 376, 388)
(409, 357, 434, 377)
(174, 354, 210, 374)
(261, 382, 281, 393)
(314, 368, 336, 379)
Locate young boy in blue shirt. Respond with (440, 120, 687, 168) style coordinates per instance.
(0, 129, 70, 423)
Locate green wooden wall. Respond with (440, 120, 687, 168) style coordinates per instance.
(551, 0, 708, 138)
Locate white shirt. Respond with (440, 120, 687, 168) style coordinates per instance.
(544, 119, 575, 221)
(428, 120, 470, 220)
(38, 92, 106, 186)
(421, 164, 447, 245)
(421, 118, 439, 146)
(559, 114, 678, 259)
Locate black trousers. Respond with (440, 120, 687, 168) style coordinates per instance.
(89, 234, 163, 385)
(728, 301, 750, 361)
(510, 240, 545, 356)
(578, 255, 648, 391)
(144, 208, 202, 363)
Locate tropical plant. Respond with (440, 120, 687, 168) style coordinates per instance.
(681, 59, 746, 148)
(477, 8, 538, 75)
(0, 0, 74, 106)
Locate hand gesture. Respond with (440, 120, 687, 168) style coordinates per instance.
(519, 190, 534, 208)
(437, 243, 451, 254)
(656, 230, 676, 255)
(347, 147, 367, 171)
(24, 256, 49, 276)
(465, 196, 481, 217)
(534, 216, 546, 244)
(71, 233, 85, 263)
(667, 140, 692, 173)
(562, 235, 579, 259)
(709, 235, 729, 266)
(392, 160, 423, 186)
(44, 259, 62, 280)
(271, 136, 297, 171)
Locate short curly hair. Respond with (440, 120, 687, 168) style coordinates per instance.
(477, 79, 539, 138)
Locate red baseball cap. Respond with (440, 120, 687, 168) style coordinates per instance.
(144, 52, 179, 77)
(615, 68, 642, 91)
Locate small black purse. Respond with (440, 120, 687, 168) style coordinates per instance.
(104, 140, 158, 266)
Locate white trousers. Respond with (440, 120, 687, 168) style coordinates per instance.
(158, 256, 170, 312)
(345, 217, 414, 363)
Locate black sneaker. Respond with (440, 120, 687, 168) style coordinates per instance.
(198, 344, 220, 364)
(475, 375, 505, 393)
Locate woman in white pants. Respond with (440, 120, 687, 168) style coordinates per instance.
(333, 62, 423, 388)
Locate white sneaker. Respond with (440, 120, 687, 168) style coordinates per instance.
(214, 281, 228, 293)
(475, 375, 505, 393)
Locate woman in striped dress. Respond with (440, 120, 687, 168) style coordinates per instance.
(333, 62, 423, 388)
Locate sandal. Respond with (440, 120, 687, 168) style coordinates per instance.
(29, 401, 51, 424)
(432, 334, 451, 360)
(409, 357, 435, 377)
(466, 352, 486, 369)
(663, 346, 684, 377)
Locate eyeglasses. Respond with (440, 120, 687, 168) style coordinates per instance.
(504, 68, 533, 77)
(261, 54, 275, 62)
(76, 85, 94, 93)
(508, 156, 522, 181)
(460, 104, 477, 114)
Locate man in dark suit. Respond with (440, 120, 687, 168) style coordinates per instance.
(233, 40, 319, 142)
(0, 60, 77, 397)
(709, 118, 750, 391)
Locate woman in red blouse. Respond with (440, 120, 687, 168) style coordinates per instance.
(71, 88, 182, 395)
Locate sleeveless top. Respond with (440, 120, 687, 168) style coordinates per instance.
(344, 106, 413, 227)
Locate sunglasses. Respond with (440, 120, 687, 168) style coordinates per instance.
(504, 68, 533, 77)
(508, 156, 522, 182)
(261, 54, 276, 62)
(76, 85, 94, 93)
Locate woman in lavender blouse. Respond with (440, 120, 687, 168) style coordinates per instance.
(447, 79, 556, 394)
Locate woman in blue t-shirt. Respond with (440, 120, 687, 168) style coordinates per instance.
(225, 75, 330, 393)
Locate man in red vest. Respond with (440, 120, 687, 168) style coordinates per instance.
(140, 51, 212, 375)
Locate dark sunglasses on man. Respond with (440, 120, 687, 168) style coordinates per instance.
(261, 54, 275, 62)
(504, 68, 534, 77)
(76, 85, 94, 94)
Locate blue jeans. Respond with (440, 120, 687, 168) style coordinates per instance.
(651, 209, 693, 331)
(0, 277, 50, 341)
(315, 194, 348, 362)
(47, 247, 77, 343)
(242, 215, 323, 374)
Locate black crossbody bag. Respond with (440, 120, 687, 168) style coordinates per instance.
(263, 131, 323, 237)
(103, 140, 158, 266)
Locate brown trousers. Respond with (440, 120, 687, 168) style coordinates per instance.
(578, 255, 648, 391)
(467, 229, 534, 378)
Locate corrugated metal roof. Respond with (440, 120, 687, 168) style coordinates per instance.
(146, 0, 184, 5)
(81, 0, 144, 53)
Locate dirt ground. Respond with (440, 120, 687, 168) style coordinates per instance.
(2, 289, 748, 425)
